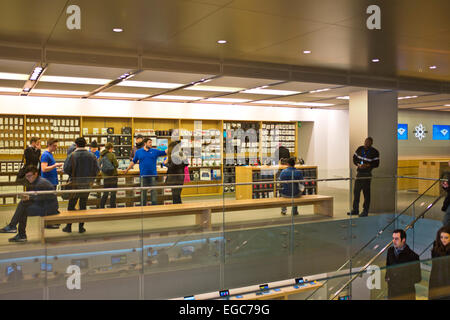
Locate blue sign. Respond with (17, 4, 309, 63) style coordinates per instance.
(432, 125, 450, 140)
(397, 124, 408, 140)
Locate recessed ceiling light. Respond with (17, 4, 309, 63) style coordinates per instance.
(113, 28, 123, 33)
(152, 95, 203, 101)
(372, 58, 380, 62)
(336, 96, 350, 100)
(186, 85, 244, 93)
(40, 75, 111, 85)
(95, 92, 148, 99)
(0, 87, 22, 93)
(429, 65, 437, 69)
(0, 72, 28, 81)
(303, 50, 311, 54)
(117, 80, 182, 89)
(242, 88, 300, 95)
(217, 40, 227, 44)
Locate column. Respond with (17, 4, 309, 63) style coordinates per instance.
(349, 90, 398, 213)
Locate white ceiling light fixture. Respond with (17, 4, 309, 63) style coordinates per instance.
(186, 85, 244, 93)
(303, 50, 312, 54)
(40, 75, 111, 85)
(113, 28, 123, 33)
(372, 58, 380, 62)
(0, 87, 22, 93)
(398, 95, 418, 100)
(29, 66, 44, 81)
(336, 96, 350, 100)
(31, 89, 89, 96)
(309, 88, 330, 93)
(152, 95, 203, 101)
(242, 88, 300, 95)
(429, 65, 437, 69)
(204, 98, 251, 103)
(117, 80, 183, 89)
(95, 92, 149, 99)
(0, 72, 29, 81)
(217, 40, 227, 44)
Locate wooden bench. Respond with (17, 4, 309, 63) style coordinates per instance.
(41, 195, 333, 243)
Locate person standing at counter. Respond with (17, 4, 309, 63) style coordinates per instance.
(164, 141, 188, 204)
(124, 138, 166, 206)
(99, 142, 119, 208)
(279, 158, 304, 216)
(40, 138, 63, 189)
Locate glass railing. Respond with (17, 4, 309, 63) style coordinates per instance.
(0, 169, 447, 299)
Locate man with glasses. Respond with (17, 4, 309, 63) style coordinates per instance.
(0, 166, 59, 243)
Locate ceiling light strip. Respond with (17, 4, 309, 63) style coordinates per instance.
(21, 64, 47, 96)
(84, 69, 142, 99)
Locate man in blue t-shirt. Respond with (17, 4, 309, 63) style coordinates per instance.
(124, 138, 166, 205)
(40, 138, 63, 188)
(279, 158, 304, 216)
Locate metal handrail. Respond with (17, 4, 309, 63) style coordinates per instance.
(329, 195, 443, 300)
(305, 178, 441, 300)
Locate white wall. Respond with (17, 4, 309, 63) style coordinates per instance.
(0, 95, 350, 177)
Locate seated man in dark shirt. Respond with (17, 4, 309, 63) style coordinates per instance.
(0, 166, 59, 242)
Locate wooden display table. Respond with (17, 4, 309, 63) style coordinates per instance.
(235, 165, 318, 200)
(229, 281, 322, 300)
(397, 158, 449, 191)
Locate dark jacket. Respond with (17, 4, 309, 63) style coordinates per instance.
(26, 176, 59, 216)
(67, 143, 77, 156)
(99, 149, 119, 177)
(385, 244, 421, 299)
(280, 167, 304, 198)
(353, 146, 380, 177)
(165, 155, 188, 186)
(429, 242, 450, 300)
(442, 171, 449, 212)
(64, 149, 100, 188)
(24, 146, 41, 169)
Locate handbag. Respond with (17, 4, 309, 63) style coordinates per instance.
(60, 154, 76, 200)
(16, 152, 26, 185)
(184, 165, 191, 183)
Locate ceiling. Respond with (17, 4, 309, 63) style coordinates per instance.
(0, 0, 448, 110)
(0, 59, 449, 111)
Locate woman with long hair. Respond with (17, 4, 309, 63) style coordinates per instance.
(429, 225, 450, 300)
(164, 141, 188, 204)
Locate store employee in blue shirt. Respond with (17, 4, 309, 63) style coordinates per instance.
(124, 138, 166, 205)
(40, 138, 63, 188)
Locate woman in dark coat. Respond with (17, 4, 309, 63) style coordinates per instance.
(164, 141, 188, 204)
(429, 225, 450, 300)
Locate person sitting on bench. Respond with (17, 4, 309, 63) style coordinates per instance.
(0, 165, 59, 243)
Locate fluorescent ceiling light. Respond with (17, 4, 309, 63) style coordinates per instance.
(153, 95, 203, 101)
(398, 95, 418, 100)
(242, 88, 300, 95)
(429, 65, 437, 69)
(0, 72, 29, 81)
(336, 96, 349, 100)
(372, 58, 380, 62)
(117, 80, 182, 89)
(29, 67, 44, 81)
(303, 50, 312, 54)
(113, 28, 123, 33)
(95, 92, 149, 99)
(186, 85, 244, 92)
(251, 100, 294, 105)
(217, 40, 227, 44)
(309, 88, 330, 93)
(0, 87, 22, 93)
(204, 98, 251, 103)
(445, 104, 450, 107)
(31, 89, 88, 95)
(40, 75, 111, 85)
(293, 102, 334, 107)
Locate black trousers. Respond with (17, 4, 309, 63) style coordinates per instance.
(171, 186, 182, 204)
(100, 177, 118, 208)
(352, 177, 371, 214)
(9, 201, 45, 237)
(66, 188, 89, 229)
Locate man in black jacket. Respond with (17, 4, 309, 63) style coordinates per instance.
(385, 229, 422, 300)
(441, 165, 449, 226)
(62, 137, 99, 234)
(0, 166, 59, 242)
(348, 137, 379, 217)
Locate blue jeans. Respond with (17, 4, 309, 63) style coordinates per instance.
(281, 194, 300, 215)
(141, 176, 157, 206)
